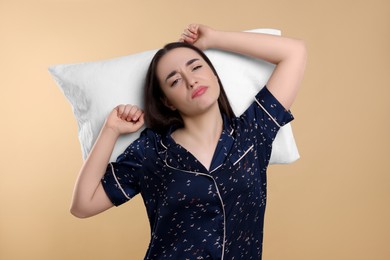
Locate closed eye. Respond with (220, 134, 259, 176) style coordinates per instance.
(171, 78, 181, 87)
(192, 65, 202, 71)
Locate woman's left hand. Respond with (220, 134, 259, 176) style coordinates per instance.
(179, 24, 215, 50)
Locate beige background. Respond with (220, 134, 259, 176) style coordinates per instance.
(1, 0, 389, 259)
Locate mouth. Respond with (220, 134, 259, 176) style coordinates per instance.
(191, 86, 208, 99)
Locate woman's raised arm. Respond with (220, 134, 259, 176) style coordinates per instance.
(70, 105, 144, 218)
(181, 24, 307, 110)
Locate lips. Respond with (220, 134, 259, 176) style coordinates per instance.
(191, 86, 208, 99)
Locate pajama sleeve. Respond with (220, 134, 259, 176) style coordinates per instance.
(101, 132, 147, 206)
(254, 86, 294, 139)
(240, 86, 294, 144)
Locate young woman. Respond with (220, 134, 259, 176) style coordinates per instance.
(70, 24, 307, 259)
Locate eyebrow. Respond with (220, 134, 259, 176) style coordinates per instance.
(165, 58, 200, 82)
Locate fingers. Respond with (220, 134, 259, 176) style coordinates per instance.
(188, 23, 199, 34)
(179, 24, 199, 43)
(115, 104, 143, 122)
(133, 113, 145, 127)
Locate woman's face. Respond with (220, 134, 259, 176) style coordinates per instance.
(156, 47, 220, 118)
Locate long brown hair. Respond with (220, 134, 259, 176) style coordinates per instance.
(143, 42, 234, 133)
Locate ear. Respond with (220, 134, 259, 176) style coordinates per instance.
(161, 97, 176, 111)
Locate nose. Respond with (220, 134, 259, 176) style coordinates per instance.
(185, 75, 197, 89)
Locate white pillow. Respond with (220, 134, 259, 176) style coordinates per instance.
(49, 28, 299, 164)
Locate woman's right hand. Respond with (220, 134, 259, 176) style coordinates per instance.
(103, 104, 144, 136)
(179, 24, 216, 50)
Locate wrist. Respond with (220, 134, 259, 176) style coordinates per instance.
(101, 124, 121, 139)
(205, 29, 226, 50)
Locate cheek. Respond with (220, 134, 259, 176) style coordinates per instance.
(211, 72, 219, 85)
(158, 84, 175, 106)
(212, 75, 221, 92)
(161, 88, 184, 108)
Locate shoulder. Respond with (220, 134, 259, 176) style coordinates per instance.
(227, 87, 294, 144)
(237, 86, 294, 128)
(116, 128, 162, 163)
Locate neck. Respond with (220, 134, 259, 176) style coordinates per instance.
(176, 104, 223, 145)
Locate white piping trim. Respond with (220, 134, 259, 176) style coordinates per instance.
(160, 139, 168, 149)
(162, 150, 226, 260)
(232, 144, 254, 166)
(110, 163, 131, 200)
(255, 99, 281, 128)
(212, 178, 226, 260)
(210, 164, 223, 174)
(160, 140, 223, 174)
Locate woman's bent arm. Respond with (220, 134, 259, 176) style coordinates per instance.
(70, 126, 118, 218)
(182, 24, 307, 110)
(70, 105, 144, 218)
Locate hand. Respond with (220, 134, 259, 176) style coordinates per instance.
(103, 104, 144, 136)
(179, 24, 214, 50)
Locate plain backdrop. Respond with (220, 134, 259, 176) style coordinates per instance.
(0, 0, 389, 259)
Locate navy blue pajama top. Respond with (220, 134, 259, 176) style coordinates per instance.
(102, 86, 294, 259)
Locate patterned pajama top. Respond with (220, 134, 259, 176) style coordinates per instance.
(102, 86, 294, 259)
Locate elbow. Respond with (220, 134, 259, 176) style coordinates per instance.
(296, 39, 308, 63)
(280, 39, 307, 66)
(70, 204, 92, 219)
(287, 39, 307, 74)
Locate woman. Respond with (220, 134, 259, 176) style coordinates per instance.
(70, 24, 307, 259)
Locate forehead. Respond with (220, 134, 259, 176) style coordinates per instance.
(156, 47, 204, 76)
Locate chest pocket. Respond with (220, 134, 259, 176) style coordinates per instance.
(228, 143, 255, 167)
(218, 143, 258, 197)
